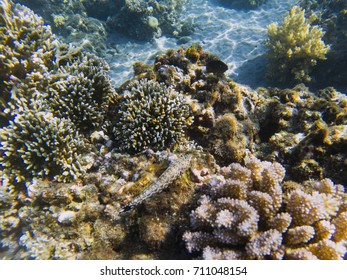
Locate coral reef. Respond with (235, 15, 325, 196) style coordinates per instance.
(255, 85, 347, 185)
(0, 0, 346, 260)
(46, 50, 116, 134)
(112, 79, 193, 153)
(106, 0, 192, 40)
(0, 147, 217, 259)
(265, 5, 329, 84)
(183, 157, 347, 259)
(299, 0, 347, 89)
(0, 97, 87, 188)
(0, 0, 59, 126)
(133, 46, 260, 165)
(17, 0, 111, 54)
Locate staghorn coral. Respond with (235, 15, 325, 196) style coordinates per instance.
(183, 157, 347, 259)
(0, 97, 87, 188)
(266, 5, 329, 84)
(113, 79, 193, 153)
(0, 0, 59, 126)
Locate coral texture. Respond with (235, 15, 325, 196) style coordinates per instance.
(47, 50, 116, 134)
(0, 98, 87, 187)
(183, 157, 347, 259)
(113, 79, 193, 153)
(266, 5, 329, 84)
(0, 0, 59, 126)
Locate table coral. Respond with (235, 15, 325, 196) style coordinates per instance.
(183, 157, 347, 259)
(266, 5, 329, 84)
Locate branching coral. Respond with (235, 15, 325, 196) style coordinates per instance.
(0, 0, 59, 126)
(47, 51, 116, 134)
(266, 5, 329, 84)
(299, 0, 347, 87)
(113, 79, 193, 153)
(183, 157, 347, 259)
(0, 97, 87, 187)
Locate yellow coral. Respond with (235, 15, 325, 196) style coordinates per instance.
(266, 6, 329, 83)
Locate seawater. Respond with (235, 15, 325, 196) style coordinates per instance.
(106, 0, 298, 87)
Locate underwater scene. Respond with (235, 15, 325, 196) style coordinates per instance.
(0, 0, 347, 260)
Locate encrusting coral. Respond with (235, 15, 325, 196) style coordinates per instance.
(113, 79, 193, 153)
(183, 157, 347, 260)
(255, 85, 347, 184)
(266, 5, 329, 84)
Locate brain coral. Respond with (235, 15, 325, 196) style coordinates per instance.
(183, 157, 347, 259)
(113, 79, 193, 153)
(266, 5, 329, 84)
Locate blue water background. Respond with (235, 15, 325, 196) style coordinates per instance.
(105, 0, 298, 87)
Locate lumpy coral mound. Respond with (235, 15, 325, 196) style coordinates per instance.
(183, 157, 347, 260)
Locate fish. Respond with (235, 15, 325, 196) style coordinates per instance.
(206, 59, 228, 75)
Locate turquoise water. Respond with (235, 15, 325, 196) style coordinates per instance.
(106, 0, 298, 86)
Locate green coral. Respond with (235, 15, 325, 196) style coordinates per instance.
(265, 5, 329, 84)
(113, 79, 193, 153)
